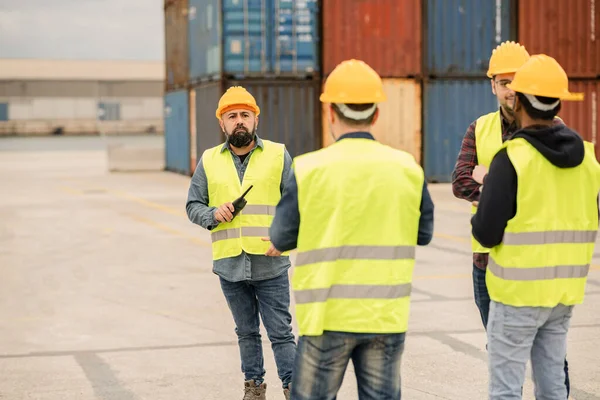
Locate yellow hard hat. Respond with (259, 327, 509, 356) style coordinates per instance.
(320, 59, 387, 104)
(486, 41, 530, 78)
(507, 54, 584, 101)
(215, 86, 260, 120)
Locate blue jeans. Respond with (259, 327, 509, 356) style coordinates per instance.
(472, 264, 570, 398)
(291, 331, 406, 400)
(488, 302, 573, 400)
(219, 272, 296, 388)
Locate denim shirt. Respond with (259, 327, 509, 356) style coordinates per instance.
(186, 135, 293, 282)
(269, 132, 435, 252)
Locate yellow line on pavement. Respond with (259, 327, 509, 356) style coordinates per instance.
(59, 186, 84, 196)
(108, 189, 186, 217)
(434, 233, 470, 244)
(127, 214, 210, 247)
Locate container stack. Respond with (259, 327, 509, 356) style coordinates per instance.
(422, 0, 515, 182)
(320, 0, 423, 164)
(517, 0, 600, 161)
(189, 0, 320, 173)
(164, 0, 320, 175)
(164, 0, 599, 179)
(164, 0, 192, 175)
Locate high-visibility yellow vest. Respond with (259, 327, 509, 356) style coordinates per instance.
(487, 138, 600, 307)
(203, 140, 286, 261)
(472, 112, 563, 254)
(472, 111, 505, 254)
(292, 138, 424, 336)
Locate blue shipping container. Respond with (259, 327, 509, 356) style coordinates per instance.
(188, 0, 318, 81)
(426, 0, 514, 77)
(423, 80, 499, 182)
(165, 90, 191, 175)
(0, 103, 8, 121)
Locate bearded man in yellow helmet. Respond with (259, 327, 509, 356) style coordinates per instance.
(186, 86, 295, 400)
(471, 54, 600, 400)
(263, 59, 434, 399)
(451, 41, 571, 396)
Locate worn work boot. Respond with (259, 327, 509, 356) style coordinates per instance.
(243, 380, 267, 400)
(283, 383, 291, 400)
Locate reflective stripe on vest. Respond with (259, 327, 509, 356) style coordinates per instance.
(294, 245, 416, 266)
(202, 139, 286, 260)
(487, 138, 600, 307)
(295, 283, 413, 304)
(293, 138, 424, 336)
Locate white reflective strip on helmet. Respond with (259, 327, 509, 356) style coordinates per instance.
(335, 103, 377, 120)
(523, 93, 560, 111)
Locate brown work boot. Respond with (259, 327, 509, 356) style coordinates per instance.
(283, 383, 291, 400)
(243, 380, 267, 400)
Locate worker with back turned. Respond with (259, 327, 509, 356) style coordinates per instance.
(451, 41, 571, 396)
(262, 59, 435, 400)
(472, 54, 600, 399)
(185, 86, 295, 400)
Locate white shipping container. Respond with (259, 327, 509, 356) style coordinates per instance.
(141, 98, 163, 119)
(8, 99, 33, 120)
(120, 98, 143, 121)
(30, 98, 96, 120)
(120, 97, 163, 120)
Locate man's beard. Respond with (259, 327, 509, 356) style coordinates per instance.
(227, 125, 255, 148)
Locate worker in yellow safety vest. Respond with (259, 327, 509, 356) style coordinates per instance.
(471, 54, 600, 400)
(451, 41, 571, 396)
(185, 86, 295, 400)
(262, 59, 435, 400)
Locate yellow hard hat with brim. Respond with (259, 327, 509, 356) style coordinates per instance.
(216, 86, 261, 120)
(320, 59, 387, 104)
(507, 54, 584, 101)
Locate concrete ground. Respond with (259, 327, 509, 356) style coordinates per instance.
(1, 136, 599, 400)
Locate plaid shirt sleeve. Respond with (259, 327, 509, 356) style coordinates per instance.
(451, 120, 482, 202)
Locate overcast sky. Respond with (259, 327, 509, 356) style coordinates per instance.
(0, 0, 164, 60)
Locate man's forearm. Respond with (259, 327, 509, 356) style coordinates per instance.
(186, 157, 219, 231)
(186, 201, 219, 230)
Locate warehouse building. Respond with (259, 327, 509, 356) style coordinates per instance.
(0, 59, 165, 136)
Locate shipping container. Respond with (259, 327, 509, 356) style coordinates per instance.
(423, 79, 499, 182)
(165, 0, 189, 89)
(518, 0, 599, 78)
(188, 0, 319, 82)
(165, 90, 191, 175)
(321, 79, 422, 163)
(192, 79, 321, 160)
(425, 0, 513, 77)
(322, 0, 421, 78)
(193, 82, 225, 161)
(559, 80, 599, 159)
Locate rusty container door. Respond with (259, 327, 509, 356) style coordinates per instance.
(559, 80, 599, 159)
(322, 0, 422, 78)
(165, 0, 189, 90)
(518, 0, 600, 78)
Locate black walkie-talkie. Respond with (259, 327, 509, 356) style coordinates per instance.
(231, 185, 254, 219)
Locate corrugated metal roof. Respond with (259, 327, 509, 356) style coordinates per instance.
(0, 59, 165, 81)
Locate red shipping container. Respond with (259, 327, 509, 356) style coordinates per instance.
(322, 0, 422, 78)
(519, 0, 600, 78)
(559, 80, 599, 160)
